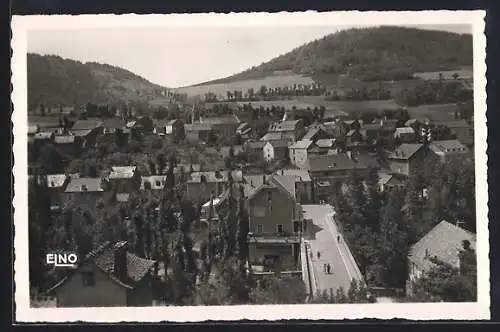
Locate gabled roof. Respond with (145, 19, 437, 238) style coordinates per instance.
(405, 119, 419, 127)
(302, 126, 327, 141)
(109, 166, 137, 179)
(260, 132, 286, 141)
(394, 127, 415, 137)
(275, 168, 312, 182)
(409, 221, 476, 271)
(65, 177, 106, 192)
(245, 174, 296, 201)
(269, 120, 301, 132)
(290, 140, 314, 150)
(47, 241, 156, 293)
(265, 140, 291, 149)
(389, 143, 424, 160)
(307, 154, 363, 172)
(429, 140, 469, 155)
(72, 119, 104, 131)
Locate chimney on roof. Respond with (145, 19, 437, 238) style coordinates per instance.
(113, 241, 128, 280)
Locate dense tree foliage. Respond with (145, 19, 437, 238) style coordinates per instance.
(330, 155, 476, 290)
(207, 27, 472, 84)
(28, 53, 170, 109)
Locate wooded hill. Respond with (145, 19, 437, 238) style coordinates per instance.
(27, 53, 170, 110)
(197, 26, 473, 86)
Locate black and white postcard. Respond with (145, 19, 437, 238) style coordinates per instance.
(12, 10, 489, 322)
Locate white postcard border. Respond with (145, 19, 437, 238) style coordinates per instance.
(12, 10, 489, 322)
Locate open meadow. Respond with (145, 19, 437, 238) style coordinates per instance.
(176, 74, 315, 97)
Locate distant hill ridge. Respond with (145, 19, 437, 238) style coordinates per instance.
(27, 53, 170, 109)
(193, 26, 473, 86)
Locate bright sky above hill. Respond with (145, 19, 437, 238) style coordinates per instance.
(28, 24, 471, 89)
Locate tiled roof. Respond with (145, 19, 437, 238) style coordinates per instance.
(302, 127, 321, 140)
(109, 166, 137, 179)
(260, 132, 286, 141)
(269, 120, 300, 132)
(266, 140, 291, 148)
(275, 168, 312, 182)
(430, 140, 469, 155)
(72, 119, 103, 131)
(307, 154, 362, 172)
(244, 174, 296, 201)
(290, 140, 314, 149)
(355, 153, 380, 168)
(53, 135, 75, 144)
(272, 175, 296, 198)
(47, 241, 156, 293)
(409, 221, 476, 271)
(389, 143, 424, 160)
(65, 177, 106, 192)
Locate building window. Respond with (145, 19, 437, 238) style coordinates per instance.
(257, 224, 263, 234)
(276, 224, 284, 234)
(82, 271, 95, 287)
(156, 181, 161, 187)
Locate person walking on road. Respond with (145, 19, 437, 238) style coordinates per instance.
(337, 235, 340, 242)
(317, 251, 321, 260)
(327, 263, 332, 274)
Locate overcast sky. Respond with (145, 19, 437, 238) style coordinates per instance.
(28, 24, 471, 88)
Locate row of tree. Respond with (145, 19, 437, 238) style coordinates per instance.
(329, 155, 476, 300)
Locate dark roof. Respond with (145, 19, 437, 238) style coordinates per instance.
(308, 154, 365, 172)
(71, 119, 104, 131)
(269, 120, 301, 132)
(47, 241, 156, 293)
(266, 140, 291, 148)
(260, 132, 286, 141)
(389, 143, 424, 160)
(245, 141, 266, 149)
(409, 221, 476, 271)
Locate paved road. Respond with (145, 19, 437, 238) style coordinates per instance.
(302, 204, 363, 296)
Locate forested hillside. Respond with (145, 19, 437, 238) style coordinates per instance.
(200, 26, 472, 85)
(27, 53, 169, 110)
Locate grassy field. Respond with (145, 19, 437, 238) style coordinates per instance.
(413, 68, 473, 80)
(176, 74, 315, 98)
(406, 103, 460, 122)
